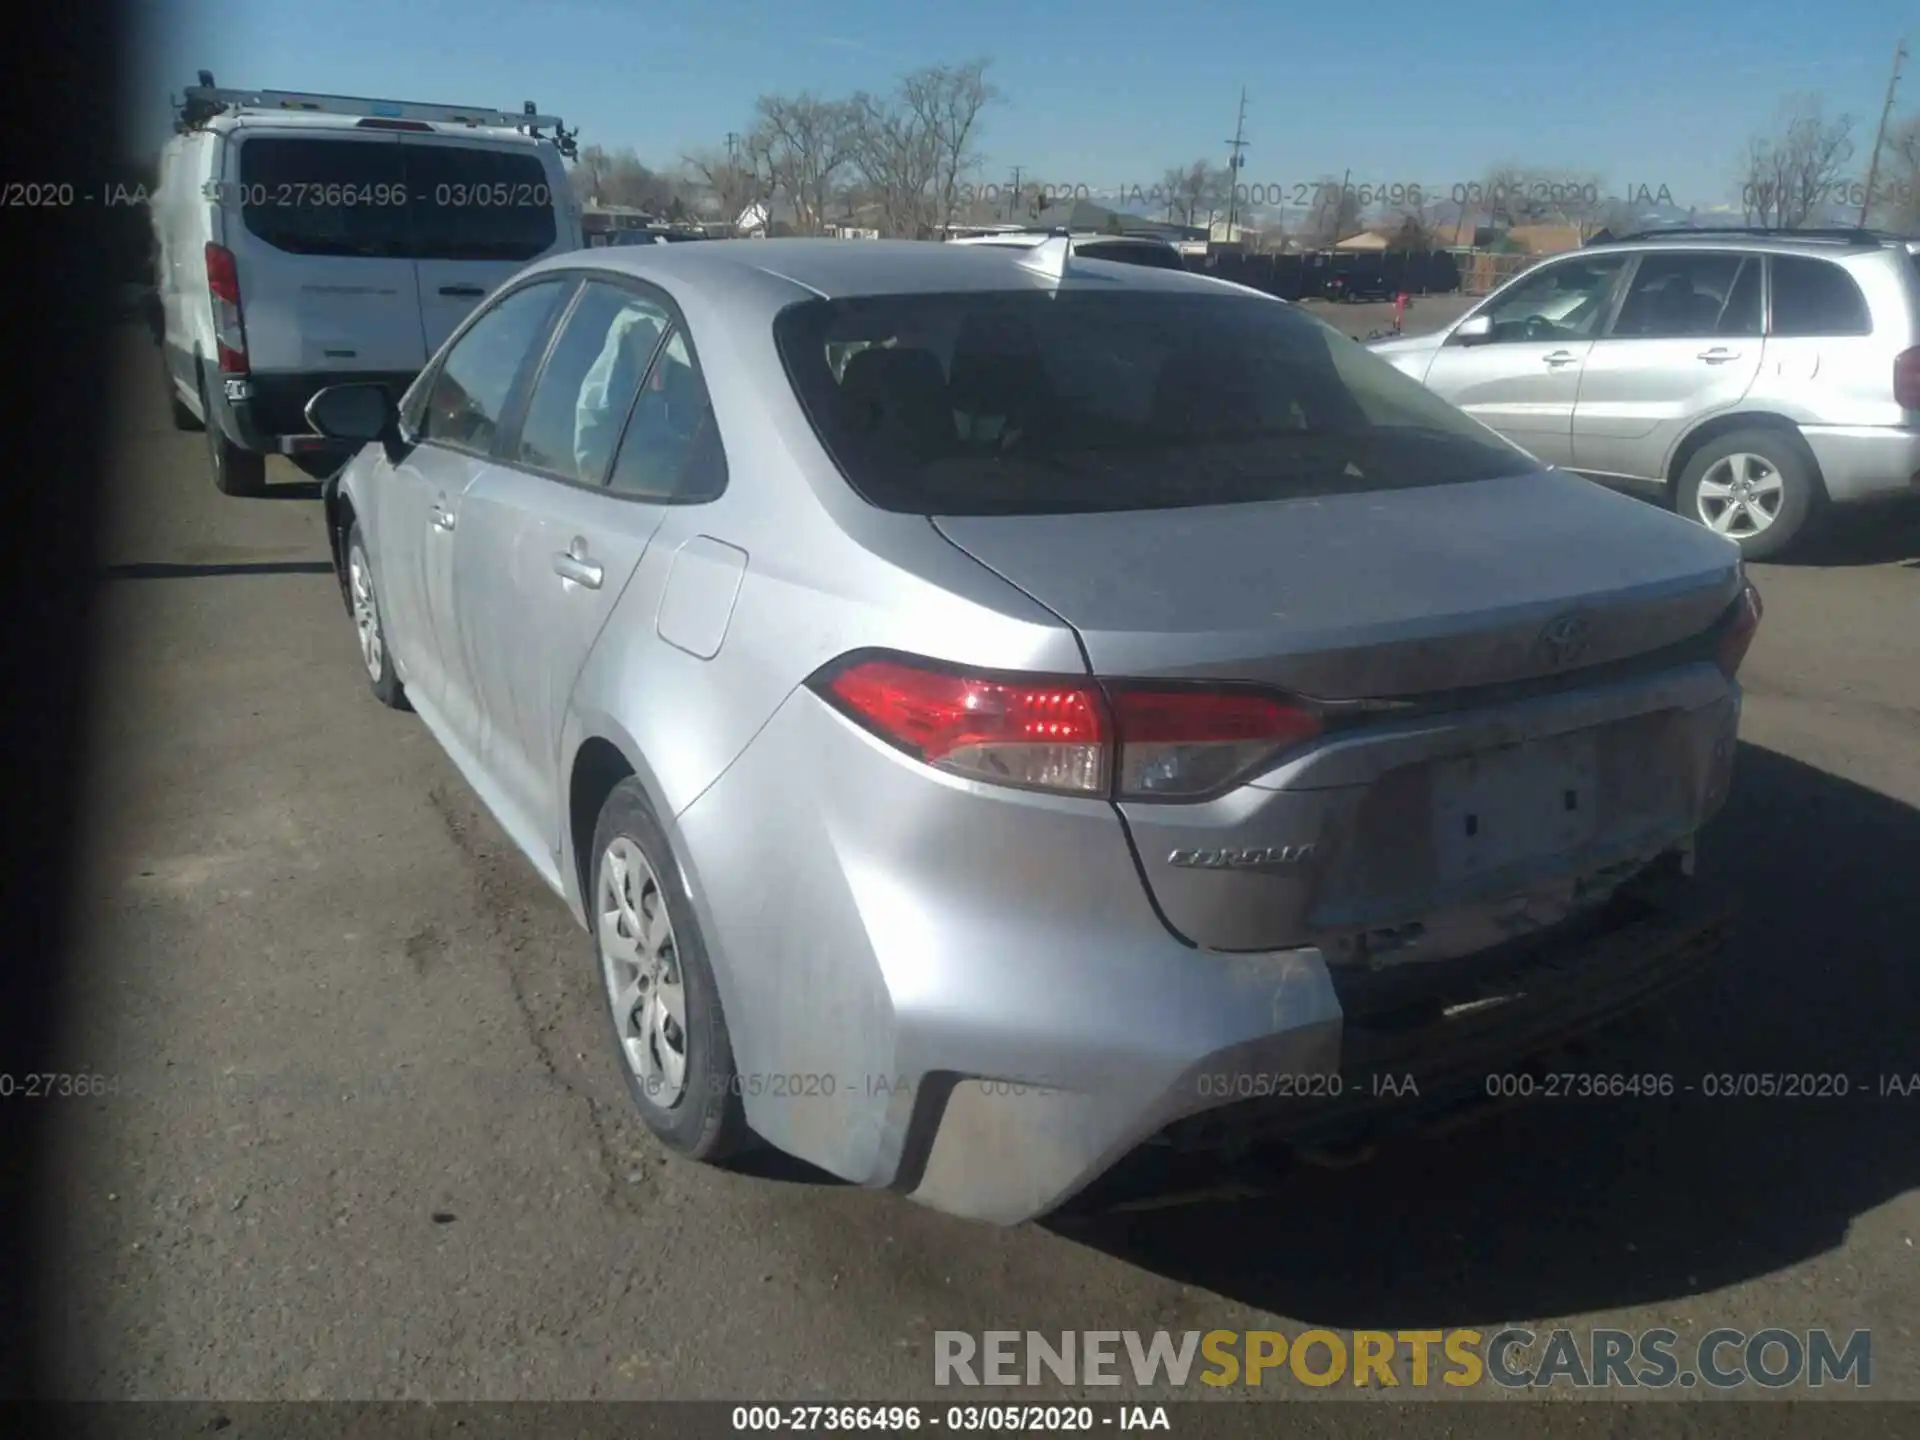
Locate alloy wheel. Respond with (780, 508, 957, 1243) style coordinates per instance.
(347, 543, 384, 683)
(1695, 452, 1784, 538)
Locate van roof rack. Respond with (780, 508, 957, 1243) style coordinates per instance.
(176, 73, 577, 157)
(1593, 226, 1892, 246)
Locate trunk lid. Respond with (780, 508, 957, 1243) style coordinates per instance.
(932, 469, 1741, 698)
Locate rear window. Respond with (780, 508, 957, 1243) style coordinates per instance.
(1769, 255, 1871, 336)
(236, 136, 557, 261)
(775, 291, 1536, 515)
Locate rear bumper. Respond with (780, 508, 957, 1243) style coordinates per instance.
(916, 859, 1730, 1223)
(1799, 423, 1920, 506)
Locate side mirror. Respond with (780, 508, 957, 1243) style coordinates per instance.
(1450, 314, 1493, 346)
(305, 384, 396, 445)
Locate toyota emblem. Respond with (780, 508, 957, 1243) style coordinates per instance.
(1537, 611, 1593, 668)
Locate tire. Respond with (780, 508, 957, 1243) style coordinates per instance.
(344, 524, 407, 710)
(589, 779, 751, 1164)
(202, 370, 267, 497)
(1675, 427, 1824, 561)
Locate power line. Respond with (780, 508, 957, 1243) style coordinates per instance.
(1859, 38, 1909, 227)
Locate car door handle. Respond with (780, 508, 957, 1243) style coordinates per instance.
(552, 550, 603, 589)
(438, 284, 486, 298)
(431, 504, 456, 533)
(1697, 347, 1742, 363)
(1542, 350, 1580, 367)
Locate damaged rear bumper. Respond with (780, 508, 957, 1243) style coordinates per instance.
(912, 858, 1733, 1223)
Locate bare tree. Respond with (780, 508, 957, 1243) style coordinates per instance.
(754, 93, 860, 234)
(846, 85, 940, 237)
(1300, 176, 1363, 248)
(1739, 96, 1856, 228)
(683, 150, 759, 228)
(1156, 159, 1229, 228)
(902, 59, 1001, 232)
(1473, 162, 1611, 235)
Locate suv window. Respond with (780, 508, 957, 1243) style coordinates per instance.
(1611, 252, 1760, 338)
(607, 329, 727, 503)
(1770, 255, 1872, 336)
(1480, 255, 1630, 342)
(407, 144, 558, 261)
(516, 282, 671, 485)
(237, 137, 408, 257)
(235, 136, 557, 261)
(419, 281, 567, 452)
(774, 290, 1535, 515)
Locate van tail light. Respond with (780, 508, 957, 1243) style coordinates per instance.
(204, 242, 248, 373)
(1716, 579, 1763, 680)
(811, 655, 1323, 801)
(1895, 348, 1920, 410)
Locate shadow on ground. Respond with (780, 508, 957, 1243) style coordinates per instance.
(1062, 742, 1920, 1327)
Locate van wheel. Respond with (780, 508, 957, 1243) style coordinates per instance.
(202, 369, 267, 497)
(1675, 429, 1823, 561)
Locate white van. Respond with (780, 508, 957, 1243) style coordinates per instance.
(153, 76, 583, 494)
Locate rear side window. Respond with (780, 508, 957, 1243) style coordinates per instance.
(407, 145, 558, 261)
(774, 290, 1535, 515)
(234, 136, 557, 261)
(515, 282, 671, 484)
(1611, 252, 1758, 338)
(1769, 255, 1871, 336)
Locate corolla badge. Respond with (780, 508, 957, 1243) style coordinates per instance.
(1168, 844, 1317, 871)
(1536, 610, 1594, 669)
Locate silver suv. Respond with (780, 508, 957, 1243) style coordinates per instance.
(1370, 229, 1920, 558)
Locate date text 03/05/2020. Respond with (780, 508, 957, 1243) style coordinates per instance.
(730, 1405, 1169, 1432)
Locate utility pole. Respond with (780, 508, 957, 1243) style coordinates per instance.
(1859, 38, 1908, 228)
(1007, 165, 1024, 222)
(1221, 88, 1249, 245)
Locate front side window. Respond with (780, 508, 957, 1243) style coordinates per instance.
(1479, 255, 1631, 342)
(515, 282, 671, 485)
(775, 289, 1535, 516)
(418, 280, 566, 453)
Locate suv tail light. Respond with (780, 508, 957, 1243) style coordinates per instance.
(812, 655, 1323, 801)
(204, 242, 248, 373)
(1716, 579, 1763, 680)
(1895, 347, 1920, 410)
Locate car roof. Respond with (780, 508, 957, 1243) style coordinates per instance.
(525, 237, 1238, 302)
(1586, 233, 1906, 261)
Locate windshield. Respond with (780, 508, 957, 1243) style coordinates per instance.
(775, 290, 1534, 515)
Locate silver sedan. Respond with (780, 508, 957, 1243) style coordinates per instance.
(312, 237, 1759, 1224)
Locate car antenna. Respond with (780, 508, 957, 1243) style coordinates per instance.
(1017, 227, 1073, 282)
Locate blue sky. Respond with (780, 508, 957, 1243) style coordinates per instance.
(136, 0, 1908, 206)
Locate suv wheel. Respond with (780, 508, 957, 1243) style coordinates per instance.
(1676, 428, 1823, 561)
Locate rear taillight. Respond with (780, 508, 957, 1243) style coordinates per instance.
(1716, 579, 1763, 680)
(814, 655, 1323, 801)
(204, 241, 247, 373)
(1896, 348, 1920, 410)
(1108, 687, 1322, 798)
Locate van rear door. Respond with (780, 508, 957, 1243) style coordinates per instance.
(226, 128, 428, 376)
(403, 135, 571, 355)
